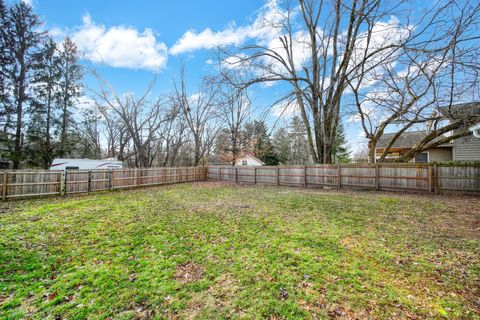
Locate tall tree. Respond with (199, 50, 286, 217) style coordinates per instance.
(288, 116, 310, 164)
(216, 72, 251, 165)
(0, 0, 13, 140)
(57, 37, 82, 157)
(272, 127, 291, 164)
(5, 2, 43, 168)
(27, 37, 61, 168)
(95, 78, 178, 168)
(173, 67, 220, 166)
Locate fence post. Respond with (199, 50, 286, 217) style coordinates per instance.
(303, 165, 307, 188)
(135, 168, 139, 187)
(277, 166, 280, 186)
(60, 171, 65, 196)
(64, 170, 68, 196)
(2, 172, 7, 201)
(428, 165, 433, 192)
(254, 167, 257, 185)
(235, 167, 238, 183)
(434, 164, 439, 194)
(87, 170, 92, 193)
(109, 170, 113, 190)
(337, 165, 341, 189)
(375, 164, 379, 190)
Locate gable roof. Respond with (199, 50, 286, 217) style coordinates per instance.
(376, 131, 451, 148)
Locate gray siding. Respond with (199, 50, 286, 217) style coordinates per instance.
(427, 147, 453, 162)
(453, 135, 480, 160)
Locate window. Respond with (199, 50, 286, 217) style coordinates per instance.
(65, 166, 79, 170)
(414, 152, 428, 163)
(242, 160, 247, 165)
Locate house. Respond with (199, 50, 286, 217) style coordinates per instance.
(234, 154, 265, 166)
(375, 103, 480, 163)
(375, 130, 480, 163)
(375, 131, 456, 162)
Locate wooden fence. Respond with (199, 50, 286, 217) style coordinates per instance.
(0, 167, 206, 200)
(0, 164, 478, 200)
(206, 163, 480, 194)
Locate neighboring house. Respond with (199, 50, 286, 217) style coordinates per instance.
(234, 154, 265, 166)
(375, 131, 457, 163)
(204, 154, 265, 166)
(375, 103, 480, 163)
(376, 129, 480, 163)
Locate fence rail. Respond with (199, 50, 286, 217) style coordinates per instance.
(206, 164, 480, 194)
(0, 167, 206, 200)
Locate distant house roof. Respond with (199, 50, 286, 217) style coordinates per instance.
(376, 131, 451, 148)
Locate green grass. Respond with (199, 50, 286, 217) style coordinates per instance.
(0, 182, 479, 319)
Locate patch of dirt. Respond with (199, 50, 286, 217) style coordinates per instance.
(174, 262, 204, 283)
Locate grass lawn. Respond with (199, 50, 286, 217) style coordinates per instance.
(0, 182, 479, 319)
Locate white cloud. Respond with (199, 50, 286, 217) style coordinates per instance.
(170, 0, 290, 55)
(271, 100, 299, 119)
(71, 14, 168, 71)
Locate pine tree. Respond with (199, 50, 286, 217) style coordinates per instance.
(332, 122, 351, 163)
(272, 127, 290, 164)
(288, 116, 310, 164)
(242, 120, 278, 165)
(0, 0, 13, 145)
(57, 37, 82, 157)
(6, 2, 44, 168)
(26, 37, 61, 168)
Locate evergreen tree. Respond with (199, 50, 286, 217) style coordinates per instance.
(332, 122, 351, 163)
(288, 116, 310, 164)
(5, 2, 44, 168)
(242, 120, 278, 165)
(26, 37, 61, 168)
(0, 0, 13, 139)
(272, 127, 290, 164)
(57, 37, 82, 157)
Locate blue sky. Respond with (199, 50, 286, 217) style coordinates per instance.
(21, 0, 427, 153)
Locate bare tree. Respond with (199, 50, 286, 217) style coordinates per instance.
(223, 0, 409, 163)
(215, 71, 251, 165)
(173, 67, 220, 166)
(94, 79, 177, 167)
(348, 0, 480, 162)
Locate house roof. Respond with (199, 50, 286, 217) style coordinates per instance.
(438, 102, 480, 120)
(376, 131, 451, 148)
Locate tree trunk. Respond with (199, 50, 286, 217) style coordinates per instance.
(13, 56, 26, 169)
(367, 139, 377, 163)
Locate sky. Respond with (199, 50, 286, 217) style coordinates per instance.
(16, 0, 434, 154)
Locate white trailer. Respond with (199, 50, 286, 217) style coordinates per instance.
(49, 158, 123, 170)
